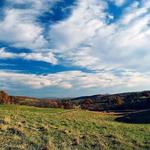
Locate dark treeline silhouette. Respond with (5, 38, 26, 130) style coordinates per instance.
(73, 91, 150, 111)
(0, 90, 150, 110)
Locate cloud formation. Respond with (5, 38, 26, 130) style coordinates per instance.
(0, 0, 150, 96)
(0, 48, 57, 64)
(1, 70, 150, 89)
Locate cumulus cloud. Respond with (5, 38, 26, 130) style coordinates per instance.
(0, 9, 47, 50)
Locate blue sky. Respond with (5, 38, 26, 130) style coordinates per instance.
(0, 0, 150, 97)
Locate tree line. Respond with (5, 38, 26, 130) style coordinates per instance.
(0, 90, 150, 110)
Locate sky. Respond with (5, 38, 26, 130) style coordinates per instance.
(0, 0, 150, 97)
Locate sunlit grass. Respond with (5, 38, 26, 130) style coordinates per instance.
(0, 104, 149, 149)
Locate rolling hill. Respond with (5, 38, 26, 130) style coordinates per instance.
(0, 105, 150, 150)
(0, 90, 150, 111)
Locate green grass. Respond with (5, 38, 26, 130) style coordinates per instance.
(0, 105, 150, 150)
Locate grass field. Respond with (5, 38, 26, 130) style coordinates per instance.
(0, 105, 150, 150)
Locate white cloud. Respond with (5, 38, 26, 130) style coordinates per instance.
(0, 48, 57, 64)
(20, 52, 57, 64)
(0, 0, 59, 64)
(1, 0, 150, 72)
(0, 9, 47, 50)
(49, 0, 150, 72)
(1, 0, 150, 93)
(0, 0, 59, 50)
(92, 1, 150, 71)
(113, 0, 126, 6)
(7, 0, 58, 13)
(0, 70, 150, 91)
(121, 1, 150, 25)
(48, 0, 109, 71)
(0, 48, 15, 58)
(49, 0, 106, 52)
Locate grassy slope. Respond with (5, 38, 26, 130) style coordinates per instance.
(0, 105, 149, 150)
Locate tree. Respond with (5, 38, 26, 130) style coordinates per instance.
(0, 91, 11, 104)
(114, 96, 124, 107)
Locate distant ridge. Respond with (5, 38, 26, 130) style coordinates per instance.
(0, 90, 150, 111)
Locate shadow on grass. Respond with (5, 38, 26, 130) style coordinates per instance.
(115, 109, 150, 124)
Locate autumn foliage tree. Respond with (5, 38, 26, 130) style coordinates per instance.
(80, 99, 94, 110)
(0, 91, 12, 104)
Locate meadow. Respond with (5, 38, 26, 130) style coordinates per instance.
(0, 105, 150, 150)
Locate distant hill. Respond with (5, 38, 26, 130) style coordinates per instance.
(0, 90, 150, 111)
(71, 91, 150, 111)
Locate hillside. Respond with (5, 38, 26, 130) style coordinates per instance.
(72, 91, 150, 111)
(0, 90, 150, 111)
(0, 105, 150, 150)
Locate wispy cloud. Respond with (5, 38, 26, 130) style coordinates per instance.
(0, 0, 150, 96)
(51, 0, 150, 72)
(0, 48, 57, 64)
(1, 70, 150, 91)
